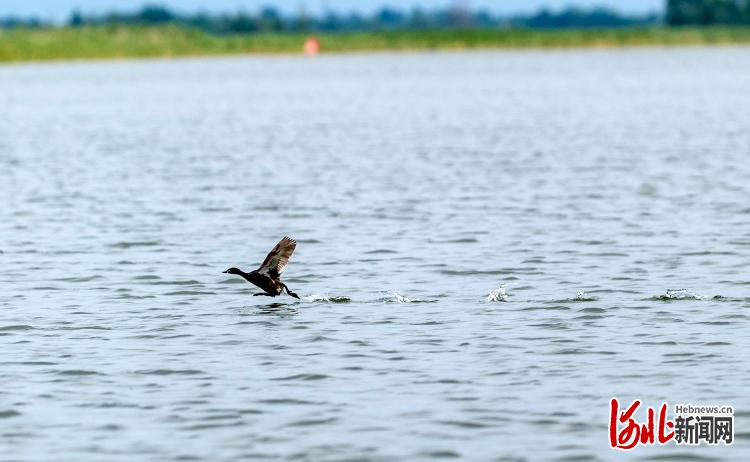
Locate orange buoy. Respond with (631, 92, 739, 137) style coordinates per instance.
(304, 36, 320, 55)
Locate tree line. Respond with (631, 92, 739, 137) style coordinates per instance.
(2, 4, 658, 32)
(666, 0, 750, 25)
(5, 2, 750, 33)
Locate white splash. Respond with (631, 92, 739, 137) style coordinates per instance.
(574, 290, 597, 301)
(664, 289, 704, 300)
(487, 285, 509, 302)
(304, 294, 351, 303)
(393, 292, 418, 303)
(304, 294, 331, 302)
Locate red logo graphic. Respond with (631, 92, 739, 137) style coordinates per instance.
(609, 398, 675, 450)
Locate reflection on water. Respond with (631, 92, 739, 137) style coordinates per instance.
(1, 48, 750, 461)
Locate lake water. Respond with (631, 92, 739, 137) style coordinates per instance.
(1, 47, 749, 461)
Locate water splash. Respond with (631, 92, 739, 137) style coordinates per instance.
(393, 292, 419, 303)
(303, 294, 351, 303)
(383, 292, 435, 303)
(574, 291, 597, 302)
(657, 289, 705, 301)
(487, 285, 509, 302)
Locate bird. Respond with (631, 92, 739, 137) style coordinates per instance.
(223, 236, 300, 299)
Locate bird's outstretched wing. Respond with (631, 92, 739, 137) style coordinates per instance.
(257, 236, 296, 278)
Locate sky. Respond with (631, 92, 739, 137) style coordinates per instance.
(1, 1, 664, 21)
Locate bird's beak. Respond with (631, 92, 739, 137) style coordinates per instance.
(222, 270, 229, 273)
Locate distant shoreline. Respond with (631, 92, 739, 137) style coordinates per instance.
(2, 25, 750, 63)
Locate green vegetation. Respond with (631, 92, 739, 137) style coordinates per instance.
(2, 25, 750, 63)
(667, 0, 750, 25)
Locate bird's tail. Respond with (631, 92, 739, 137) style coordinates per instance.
(282, 283, 300, 299)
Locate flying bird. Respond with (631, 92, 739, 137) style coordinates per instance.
(223, 236, 300, 299)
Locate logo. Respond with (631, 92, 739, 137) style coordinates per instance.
(609, 398, 734, 450)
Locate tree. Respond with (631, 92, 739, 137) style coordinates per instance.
(374, 7, 405, 29)
(408, 7, 430, 29)
(258, 6, 282, 32)
(137, 5, 174, 24)
(666, 0, 750, 26)
(69, 9, 84, 27)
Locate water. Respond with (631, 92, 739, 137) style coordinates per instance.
(1, 47, 749, 461)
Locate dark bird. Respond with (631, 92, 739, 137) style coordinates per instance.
(223, 236, 300, 299)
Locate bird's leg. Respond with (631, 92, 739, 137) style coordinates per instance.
(282, 284, 300, 299)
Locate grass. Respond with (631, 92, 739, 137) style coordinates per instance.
(2, 25, 750, 62)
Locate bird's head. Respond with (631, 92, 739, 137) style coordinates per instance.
(222, 267, 242, 275)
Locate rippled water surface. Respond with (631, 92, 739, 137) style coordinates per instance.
(2, 48, 750, 461)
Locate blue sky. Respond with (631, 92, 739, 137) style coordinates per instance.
(2, 1, 664, 20)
